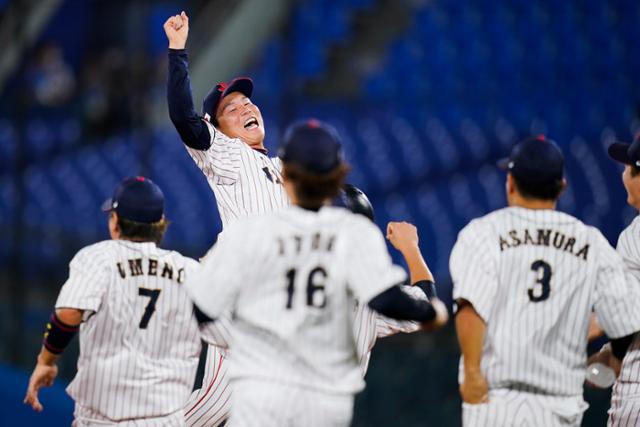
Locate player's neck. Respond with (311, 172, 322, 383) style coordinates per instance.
(509, 195, 556, 210)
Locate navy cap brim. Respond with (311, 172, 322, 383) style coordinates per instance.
(101, 198, 114, 212)
(496, 157, 511, 170)
(608, 142, 633, 165)
(221, 78, 253, 99)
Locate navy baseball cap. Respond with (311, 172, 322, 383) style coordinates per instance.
(608, 134, 640, 167)
(497, 135, 564, 184)
(202, 77, 253, 121)
(101, 176, 164, 223)
(279, 119, 343, 174)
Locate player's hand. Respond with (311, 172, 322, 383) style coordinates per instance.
(163, 11, 189, 49)
(23, 359, 58, 412)
(587, 344, 623, 378)
(460, 370, 489, 404)
(422, 298, 449, 331)
(386, 221, 419, 254)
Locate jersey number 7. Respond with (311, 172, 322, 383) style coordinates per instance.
(138, 288, 162, 328)
(285, 266, 327, 309)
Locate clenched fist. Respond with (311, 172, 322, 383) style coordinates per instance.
(386, 221, 419, 254)
(164, 11, 189, 50)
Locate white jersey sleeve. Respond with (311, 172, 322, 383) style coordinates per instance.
(450, 220, 498, 322)
(199, 314, 233, 350)
(593, 228, 640, 338)
(375, 286, 425, 337)
(345, 218, 407, 304)
(55, 245, 110, 312)
(185, 122, 242, 183)
(186, 222, 247, 319)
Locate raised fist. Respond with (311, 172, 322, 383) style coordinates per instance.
(386, 221, 419, 253)
(163, 11, 189, 50)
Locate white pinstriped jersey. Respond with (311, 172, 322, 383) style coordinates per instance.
(611, 217, 640, 405)
(353, 286, 424, 374)
(185, 287, 422, 427)
(450, 207, 640, 397)
(185, 122, 289, 227)
(55, 240, 202, 422)
(187, 206, 407, 395)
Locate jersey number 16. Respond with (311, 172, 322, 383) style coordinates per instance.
(285, 267, 328, 309)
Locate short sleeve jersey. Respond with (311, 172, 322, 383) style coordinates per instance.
(450, 207, 640, 396)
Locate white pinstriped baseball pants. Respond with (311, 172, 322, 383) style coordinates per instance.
(608, 394, 640, 426)
(72, 405, 185, 426)
(462, 389, 587, 427)
(227, 379, 354, 427)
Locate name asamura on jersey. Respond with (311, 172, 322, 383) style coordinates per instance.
(498, 228, 590, 260)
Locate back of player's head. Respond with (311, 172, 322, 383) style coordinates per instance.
(608, 133, 640, 176)
(334, 184, 375, 222)
(498, 136, 565, 201)
(102, 176, 168, 244)
(279, 119, 350, 209)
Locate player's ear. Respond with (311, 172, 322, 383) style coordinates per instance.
(506, 173, 516, 195)
(559, 178, 568, 194)
(108, 212, 120, 239)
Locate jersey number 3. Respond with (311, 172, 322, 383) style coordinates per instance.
(138, 288, 161, 328)
(285, 267, 327, 309)
(529, 260, 552, 302)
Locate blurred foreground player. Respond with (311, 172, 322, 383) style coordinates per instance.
(187, 120, 447, 427)
(604, 135, 640, 426)
(451, 137, 640, 426)
(24, 177, 205, 426)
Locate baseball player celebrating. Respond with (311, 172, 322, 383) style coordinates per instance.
(164, 11, 288, 225)
(164, 12, 289, 426)
(187, 120, 448, 427)
(450, 136, 640, 426)
(23, 177, 206, 426)
(604, 135, 640, 425)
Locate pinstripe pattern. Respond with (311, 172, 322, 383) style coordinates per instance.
(462, 389, 586, 427)
(56, 240, 202, 423)
(185, 122, 288, 227)
(73, 405, 186, 426)
(451, 207, 640, 422)
(608, 217, 640, 426)
(353, 285, 424, 374)
(187, 285, 423, 426)
(184, 346, 231, 427)
(186, 206, 406, 424)
(183, 123, 288, 425)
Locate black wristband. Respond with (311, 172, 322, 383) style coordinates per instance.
(414, 280, 437, 300)
(43, 312, 79, 355)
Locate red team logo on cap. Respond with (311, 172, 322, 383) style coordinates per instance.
(217, 82, 228, 92)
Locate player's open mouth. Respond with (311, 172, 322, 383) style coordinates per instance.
(244, 117, 259, 130)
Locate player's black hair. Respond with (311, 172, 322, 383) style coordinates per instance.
(512, 175, 564, 201)
(116, 216, 168, 245)
(630, 164, 640, 177)
(283, 162, 350, 210)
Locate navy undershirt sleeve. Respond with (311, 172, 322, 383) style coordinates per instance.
(368, 285, 437, 322)
(167, 49, 212, 150)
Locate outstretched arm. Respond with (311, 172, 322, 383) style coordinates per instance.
(24, 308, 83, 412)
(164, 12, 212, 150)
